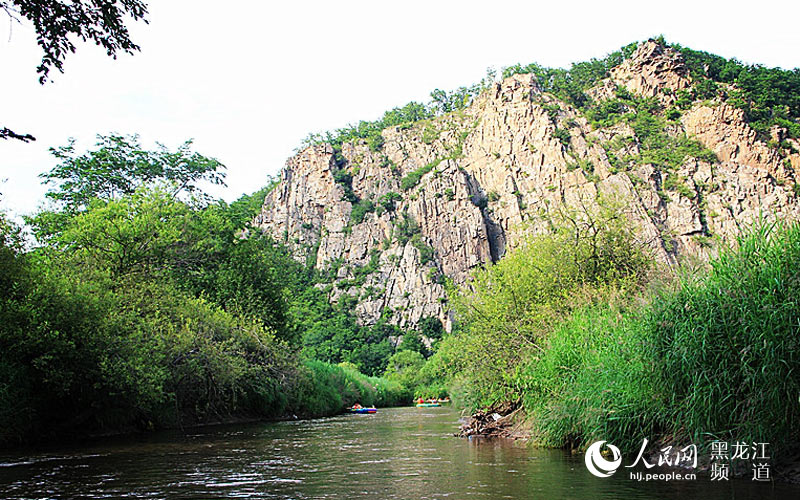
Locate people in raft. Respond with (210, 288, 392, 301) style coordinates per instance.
(417, 397, 451, 404)
(353, 403, 363, 410)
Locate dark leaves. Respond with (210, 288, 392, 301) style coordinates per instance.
(0, 127, 36, 142)
(5, 0, 149, 84)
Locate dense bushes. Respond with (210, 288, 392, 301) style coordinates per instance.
(350, 199, 375, 225)
(434, 195, 650, 409)
(0, 193, 414, 445)
(672, 43, 800, 138)
(435, 214, 800, 455)
(290, 361, 409, 417)
(586, 92, 718, 172)
(502, 42, 639, 108)
(520, 220, 800, 454)
(0, 236, 294, 443)
(520, 303, 660, 451)
(400, 162, 436, 191)
(0, 137, 418, 446)
(502, 37, 800, 141)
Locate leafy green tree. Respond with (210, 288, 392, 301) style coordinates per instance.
(40, 134, 225, 212)
(418, 316, 444, 349)
(42, 184, 295, 341)
(1, 198, 297, 443)
(292, 288, 403, 376)
(440, 194, 649, 408)
(204, 233, 295, 338)
(50, 188, 190, 277)
(398, 330, 430, 358)
(220, 182, 277, 228)
(383, 350, 425, 391)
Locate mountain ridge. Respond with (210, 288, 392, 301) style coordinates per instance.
(252, 39, 800, 331)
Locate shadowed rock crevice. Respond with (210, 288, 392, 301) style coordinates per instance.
(253, 40, 800, 329)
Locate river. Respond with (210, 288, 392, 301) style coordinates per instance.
(1, 406, 798, 499)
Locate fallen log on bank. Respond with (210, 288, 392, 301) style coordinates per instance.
(457, 400, 527, 439)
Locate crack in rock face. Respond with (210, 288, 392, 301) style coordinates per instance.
(253, 41, 800, 331)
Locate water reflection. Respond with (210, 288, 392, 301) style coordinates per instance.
(0, 407, 797, 499)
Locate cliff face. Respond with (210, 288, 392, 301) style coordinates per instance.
(254, 41, 800, 330)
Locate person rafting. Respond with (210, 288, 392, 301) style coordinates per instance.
(353, 403, 363, 410)
(417, 397, 424, 405)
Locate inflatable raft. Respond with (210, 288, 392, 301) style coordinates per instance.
(349, 407, 377, 414)
(415, 403, 441, 407)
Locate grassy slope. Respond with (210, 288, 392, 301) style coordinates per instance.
(519, 221, 800, 455)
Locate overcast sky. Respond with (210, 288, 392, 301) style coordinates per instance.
(2, 0, 799, 218)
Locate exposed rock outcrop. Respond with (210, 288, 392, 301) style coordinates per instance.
(253, 40, 800, 330)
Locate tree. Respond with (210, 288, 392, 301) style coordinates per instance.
(40, 134, 225, 212)
(418, 316, 444, 340)
(383, 350, 425, 391)
(398, 330, 430, 358)
(0, 127, 35, 142)
(2, 0, 149, 141)
(3, 0, 148, 84)
(50, 188, 191, 276)
(444, 194, 650, 407)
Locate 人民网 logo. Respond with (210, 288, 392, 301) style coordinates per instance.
(585, 440, 622, 478)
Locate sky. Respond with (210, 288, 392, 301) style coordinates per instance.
(2, 0, 800, 219)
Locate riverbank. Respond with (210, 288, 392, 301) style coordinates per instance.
(0, 194, 412, 449)
(0, 352, 410, 449)
(436, 218, 800, 483)
(459, 408, 800, 484)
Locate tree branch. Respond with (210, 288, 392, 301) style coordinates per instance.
(1, 127, 36, 142)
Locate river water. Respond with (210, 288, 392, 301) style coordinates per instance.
(1, 406, 798, 499)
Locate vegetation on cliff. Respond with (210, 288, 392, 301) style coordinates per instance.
(503, 36, 800, 141)
(270, 36, 800, 418)
(674, 43, 800, 139)
(272, 36, 799, 357)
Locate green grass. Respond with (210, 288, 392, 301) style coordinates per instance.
(400, 161, 438, 191)
(645, 220, 800, 449)
(520, 220, 800, 454)
(440, 216, 800, 457)
(521, 303, 662, 451)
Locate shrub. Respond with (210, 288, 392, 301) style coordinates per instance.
(350, 199, 375, 225)
(421, 123, 439, 145)
(395, 212, 420, 245)
(410, 234, 435, 265)
(400, 161, 438, 191)
(366, 132, 384, 152)
(553, 128, 571, 147)
(289, 360, 410, 417)
(379, 191, 403, 212)
(333, 168, 358, 203)
(521, 303, 661, 451)
(440, 195, 650, 408)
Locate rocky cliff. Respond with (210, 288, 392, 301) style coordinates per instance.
(253, 40, 800, 330)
